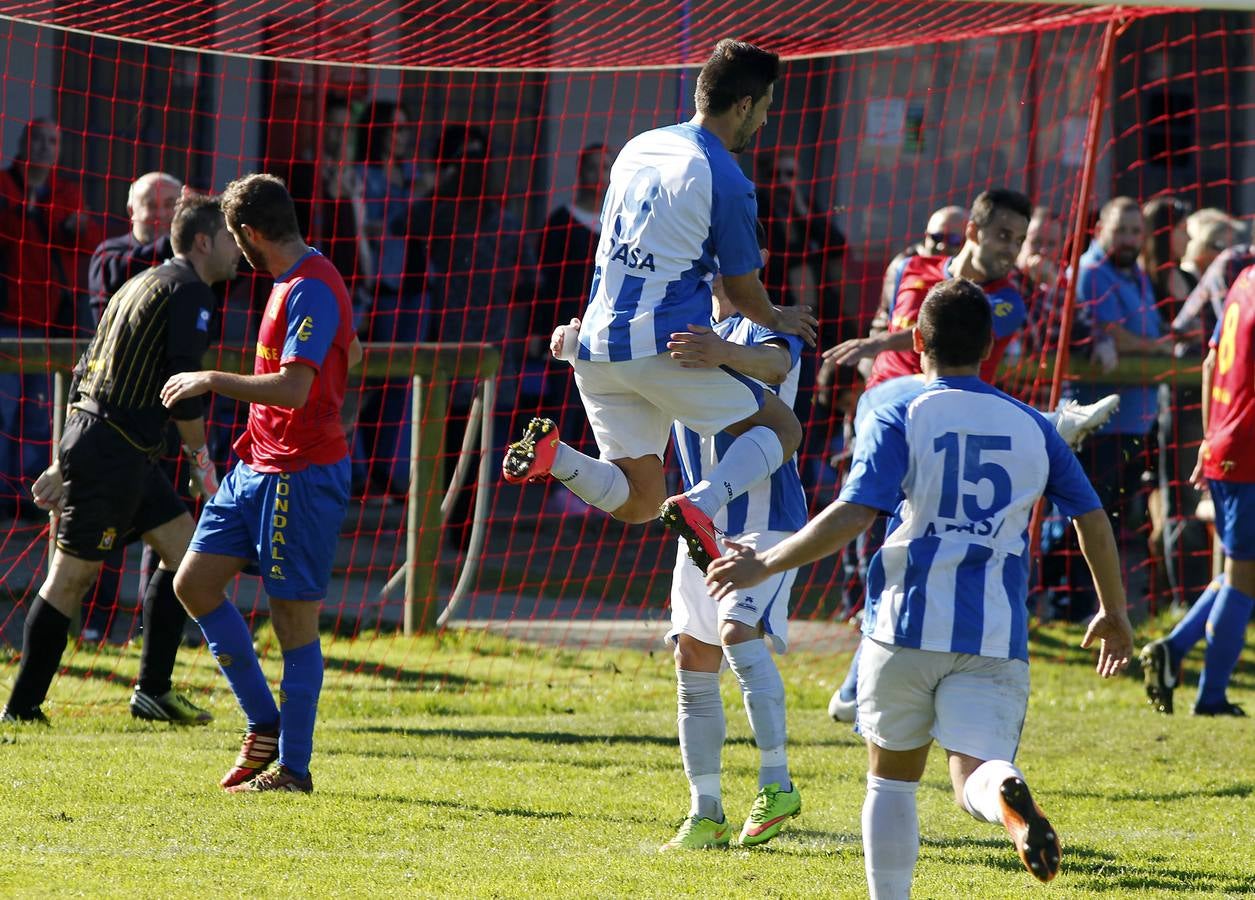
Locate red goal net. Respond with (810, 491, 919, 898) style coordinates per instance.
(0, 2, 1251, 704)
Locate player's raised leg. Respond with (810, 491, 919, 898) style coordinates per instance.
(953, 755, 1060, 882)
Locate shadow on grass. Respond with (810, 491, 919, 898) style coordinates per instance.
(356, 792, 575, 821)
(1046, 781, 1254, 803)
(321, 743, 682, 774)
(925, 836, 1255, 894)
(351, 723, 681, 747)
(322, 654, 480, 689)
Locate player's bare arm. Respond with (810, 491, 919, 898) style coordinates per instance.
(1072, 507, 1135, 677)
(1190, 347, 1217, 489)
(707, 500, 878, 598)
(1104, 321, 1174, 356)
(161, 362, 317, 410)
(667, 324, 791, 384)
(720, 271, 817, 346)
(823, 327, 913, 366)
(348, 335, 363, 369)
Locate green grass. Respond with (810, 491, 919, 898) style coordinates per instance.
(1, 623, 1253, 898)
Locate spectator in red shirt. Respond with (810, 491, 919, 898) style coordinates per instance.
(0, 119, 102, 517)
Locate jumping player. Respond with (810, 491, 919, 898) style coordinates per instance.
(707, 279, 1133, 896)
(161, 174, 361, 793)
(502, 39, 816, 574)
(1141, 262, 1255, 717)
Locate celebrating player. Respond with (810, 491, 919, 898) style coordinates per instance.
(1, 194, 238, 725)
(659, 244, 805, 851)
(1141, 262, 1255, 717)
(161, 174, 361, 793)
(707, 279, 1134, 895)
(502, 38, 816, 574)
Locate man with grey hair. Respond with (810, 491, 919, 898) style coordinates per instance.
(88, 171, 182, 323)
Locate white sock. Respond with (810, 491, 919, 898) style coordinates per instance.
(862, 774, 920, 900)
(723, 639, 789, 790)
(686, 426, 784, 517)
(962, 759, 1024, 824)
(549, 443, 630, 512)
(676, 669, 725, 822)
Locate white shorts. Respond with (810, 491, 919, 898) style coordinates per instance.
(856, 637, 1030, 762)
(573, 354, 763, 460)
(665, 531, 794, 653)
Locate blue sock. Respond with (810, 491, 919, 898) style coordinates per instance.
(1166, 576, 1224, 668)
(838, 642, 862, 703)
(196, 602, 279, 732)
(278, 639, 324, 779)
(1197, 584, 1254, 709)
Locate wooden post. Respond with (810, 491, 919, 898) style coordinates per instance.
(404, 368, 449, 634)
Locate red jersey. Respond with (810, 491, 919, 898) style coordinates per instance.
(234, 249, 354, 473)
(1203, 265, 1255, 482)
(867, 255, 1026, 389)
(0, 166, 103, 329)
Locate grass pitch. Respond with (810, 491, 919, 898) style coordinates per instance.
(1, 622, 1252, 898)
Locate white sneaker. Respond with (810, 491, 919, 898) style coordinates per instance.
(827, 688, 856, 723)
(1049, 394, 1120, 449)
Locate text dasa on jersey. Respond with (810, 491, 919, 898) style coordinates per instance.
(607, 235, 656, 272)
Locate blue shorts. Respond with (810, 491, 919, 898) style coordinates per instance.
(190, 457, 351, 600)
(1209, 480, 1255, 561)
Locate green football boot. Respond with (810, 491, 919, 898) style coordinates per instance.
(738, 782, 801, 846)
(659, 815, 734, 852)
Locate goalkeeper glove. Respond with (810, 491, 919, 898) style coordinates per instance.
(184, 444, 219, 499)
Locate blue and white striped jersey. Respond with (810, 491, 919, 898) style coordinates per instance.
(839, 376, 1100, 661)
(672, 314, 807, 535)
(577, 123, 762, 363)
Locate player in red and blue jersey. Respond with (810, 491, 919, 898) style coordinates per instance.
(161, 174, 362, 793)
(830, 189, 1031, 390)
(1142, 263, 1255, 718)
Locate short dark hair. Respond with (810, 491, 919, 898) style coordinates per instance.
(917, 278, 992, 368)
(1099, 195, 1141, 226)
(220, 173, 301, 243)
(970, 188, 1032, 229)
(169, 193, 224, 255)
(694, 39, 780, 116)
(576, 142, 606, 181)
(1030, 205, 1058, 224)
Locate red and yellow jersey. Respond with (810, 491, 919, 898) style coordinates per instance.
(1203, 265, 1255, 482)
(234, 249, 354, 473)
(867, 255, 1026, 389)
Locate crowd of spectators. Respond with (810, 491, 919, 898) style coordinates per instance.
(0, 103, 1249, 628)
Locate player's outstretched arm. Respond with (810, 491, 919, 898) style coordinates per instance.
(720, 272, 817, 346)
(822, 328, 914, 366)
(161, 363, 317, 411)
(348, 335, 364, 370)
(1072, 508, 1135, 677)
(707, 500, 878, 598)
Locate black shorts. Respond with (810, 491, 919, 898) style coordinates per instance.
(56, 411, 188, 561)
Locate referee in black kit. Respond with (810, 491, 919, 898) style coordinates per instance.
(2, 194, 240, 725)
